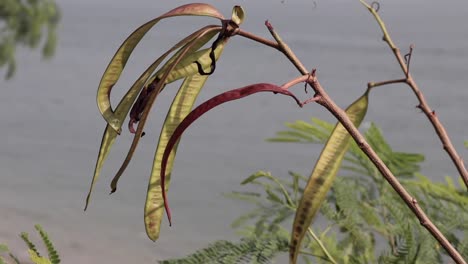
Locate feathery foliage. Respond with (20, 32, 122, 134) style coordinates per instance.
(161, 118, 467, 263)
(159, 235, 288, 264)
(1, 225, 60, 264)
(0, 244, 20, 264)
(83, 2, 466, 263)
(0, 0, 60, 79)
(19, 231, 40, 258)
(34, 225, 60, 264)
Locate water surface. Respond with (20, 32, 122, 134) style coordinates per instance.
(1, 0, 467, 262)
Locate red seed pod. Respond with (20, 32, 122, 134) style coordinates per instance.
(160, 83, 304, 225)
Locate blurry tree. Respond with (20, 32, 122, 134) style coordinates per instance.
(0, 0, 60, 79)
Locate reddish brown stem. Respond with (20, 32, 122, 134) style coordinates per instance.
(265, 19, 466, 264)
(309, 75, 466, 264)
(237, 29, 280, 51)
(360, 0, 468, 191)
(161, 83, 308, 226)
(407, 76, 468, 189)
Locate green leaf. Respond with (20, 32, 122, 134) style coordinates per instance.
(267, 118, 333, 143)
(445, 176, 456, 190)
(289, 171, 301, 201)
(0, 0, 60, 79)
(359, 202, 384, 231)
(240, 171, 295, 207)
(266, 187, 283, 204)
(7, 252, 20, 264)
(230, 210, 261, 229)
(242, 171, 273, 185)
(159, 236, 288, 264)
(224, 191, 262, 204)
(290, 89, 369, 264)
(28, 250, 52, 264)
(20, 232, 40, 257)
(34, 225, 60, 264)
(0, 244, 8, 253)
(406, 174, 468, 205)
(464, 140, 468, 148)
(96, 3, 224, 133)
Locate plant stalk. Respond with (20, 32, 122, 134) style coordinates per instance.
(359, 0, 468, 190)
(266, 20, 466, 264)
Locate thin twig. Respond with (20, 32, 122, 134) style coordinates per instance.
(282, 197, 338, 263)
(237, 29, 280, 50)
(307, 227, 337, 264)
(282, 200, 337, 264)
(404, 44, 415, 79)
(312, 74, 466, 264)
(278, 183, 336, 264)
(265, 20, 309, 74)
(359, 0, 468, 190)
(265, 21, 466, 264)
(281, 75, 311, 89)
(368, 78, 406, 89)
(298, 250, 334, 263)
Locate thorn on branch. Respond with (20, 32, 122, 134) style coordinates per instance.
(301, 94, 321, 106)
(304, 69, 315, 93)
(432, 110, 437, 117)
(265, 20, 273, 31)
(404, 44, 415, 77)
(311, 68, 317, 77)
(357, 139, 366, 150)
(371, 1, 380, 12)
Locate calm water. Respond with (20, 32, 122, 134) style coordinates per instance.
(1, 0, 467, 262)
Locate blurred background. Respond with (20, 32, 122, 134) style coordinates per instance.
(0, 0, 466, 262)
